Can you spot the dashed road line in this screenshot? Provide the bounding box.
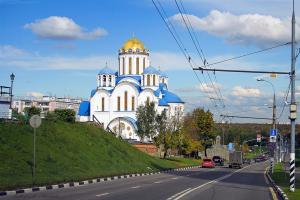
[96,192,109,197]
[131,186,141,189]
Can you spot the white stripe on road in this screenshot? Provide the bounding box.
[168,163,262,200]
[166,188,192,200]
[96,192,109,197]
[154,181,163,184]
[131,186,141,189]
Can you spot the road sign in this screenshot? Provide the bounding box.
[270,136,277,143]
[30,115,41,128]
[257,134,261,142]
[270,129,277,136]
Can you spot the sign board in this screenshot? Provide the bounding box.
[270,136,276,143]
[270,129,277,136]
[30,115,42,128]
[257,134,261,143]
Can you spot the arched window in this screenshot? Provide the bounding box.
[122,58,125,75]
[129,57,132,74]
[117,96,120,111]
[147,75,150,86]
[136,57,140,74]
[132,96,135,111]
[103,75,106,87]
[162,78,165,84]
[143,58,146,69]
[147,97,150,104]
[108,75,112,87]
[124,91,128,111]
[153,75,156,86]
[101,97,105,111]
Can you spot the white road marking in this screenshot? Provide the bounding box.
[96,192,109,197]
[168,162,263,200]
[166,188,192,200]
[154,181,163,184]
[131,186,141,189]
[171,177,179,180]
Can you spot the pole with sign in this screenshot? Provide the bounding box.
[29,115,41,184]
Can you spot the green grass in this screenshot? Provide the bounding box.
[271,163,300,200]
[0,121,199,191]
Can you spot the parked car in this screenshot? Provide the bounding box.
[202,158,215,168]
[254,155,268,162]
[229,151,243,168]
[212,156,224,166]
[243,158,251,164]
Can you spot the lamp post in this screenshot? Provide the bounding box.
[9,73,15,109]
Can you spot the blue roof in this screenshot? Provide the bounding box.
[158,98,169,106]
[159,70,168,78]
[78,101,90,116]
[90,89,96,98]
[98,67,117,75]
[162,90,184,103]
[143,66,160,75]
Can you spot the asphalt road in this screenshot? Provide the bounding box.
[1,161,273,200]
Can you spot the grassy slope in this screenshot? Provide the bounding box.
[0,121,199,190]
[271,163,300,200]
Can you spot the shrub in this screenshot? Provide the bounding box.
[53,109,76,123]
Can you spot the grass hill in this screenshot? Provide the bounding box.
[0,121,199,191]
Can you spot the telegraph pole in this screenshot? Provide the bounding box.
[289,0,296,192]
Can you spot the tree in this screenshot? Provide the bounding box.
[136,101,156,141]
[53,109,76,123]
[154,109,168,157]
[192,108,215,157]
[23,107,41,120]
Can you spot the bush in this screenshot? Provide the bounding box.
[23,107,41,119]
[53,109,76,123]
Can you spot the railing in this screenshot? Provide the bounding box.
[92,115,104,128]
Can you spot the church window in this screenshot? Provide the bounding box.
[143,58,146,69]
[128,48,132,53]
[147,75,150,86]
[136,57,140,74]
[162,78,165,84]
[124,91,128,111]
[117,96,120,111]
[108,75,112,87]
[132,96,135,111]
[147,97,150,104]
[136,48,140,53]
[103,75,106,87]
[122,58,125,74]
[101,97,105,111]
[153,75,156,86]
[129,57,132,74]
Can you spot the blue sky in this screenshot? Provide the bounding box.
[0,0,299,124]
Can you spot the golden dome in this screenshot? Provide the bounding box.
[122,37,145,52]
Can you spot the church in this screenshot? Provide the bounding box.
[78,37,184,142]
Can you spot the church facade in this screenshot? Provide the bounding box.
[78,37,184,141]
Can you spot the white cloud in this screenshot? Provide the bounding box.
[197,82,222,93]
[169,10,300,46]
[26,91,44,98]
[24,16,107,40]
[232,86,261,97]
[0,45,27,58]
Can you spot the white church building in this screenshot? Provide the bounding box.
[78,37,184,141]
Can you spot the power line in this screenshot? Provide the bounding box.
[198,42,291,68]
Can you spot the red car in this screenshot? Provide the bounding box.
[202,158,215,168]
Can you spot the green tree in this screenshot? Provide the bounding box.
[154,110,169,158]
[53,109,76,123]
[136,101,156,141]
[192,108,215,157]
[23,106,41,120]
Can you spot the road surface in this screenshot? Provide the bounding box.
[1,161,274,200]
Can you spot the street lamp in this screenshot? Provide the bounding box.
[9,73,15,109]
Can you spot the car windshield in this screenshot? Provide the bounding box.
[213,156,220,159]
[203,159,211,162]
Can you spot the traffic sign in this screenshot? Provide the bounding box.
[30,115,42,128]
[270,129,277,136]
[270,136,277,143]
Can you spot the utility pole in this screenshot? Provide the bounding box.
[289,0,297,192]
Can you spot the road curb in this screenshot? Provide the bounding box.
[0,165,199,197]
[265,167,289,200]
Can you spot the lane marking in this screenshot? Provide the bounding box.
[166,188,192,200]
[96,192,109,197]
[171,177,179,180]
[169,163,263,200]
[131,186,141,189]
[154,181,163,184]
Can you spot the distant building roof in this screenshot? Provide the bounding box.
[143,66,160,75]
[78,101,90,116]
[98,67,117,75]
